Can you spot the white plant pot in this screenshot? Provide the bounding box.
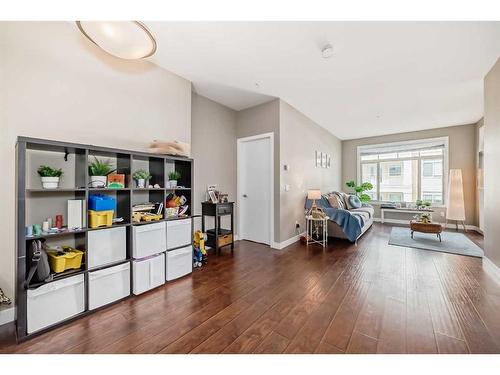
[41,176,60,189]
[136,179,146,188]
[169,180,177,188]
[90,176,107,188]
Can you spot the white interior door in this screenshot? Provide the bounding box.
[238,135,272,245]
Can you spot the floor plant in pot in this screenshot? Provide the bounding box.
[345,180,374,203]
[168,170,181,188]
[133,169,152,188]
[37,165,63,189]
[88,157,115,188]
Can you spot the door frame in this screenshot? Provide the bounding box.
[237,132,274,247]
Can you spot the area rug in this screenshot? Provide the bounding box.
[388,226,484,258]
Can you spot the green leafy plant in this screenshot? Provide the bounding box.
[37,165,63,177]
[133,169,152,180]
[345,180,374,203]
[88,157,115,176]
[168,170,181,181]
[415,199,432,210]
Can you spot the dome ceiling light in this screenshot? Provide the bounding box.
[76,21,157,60]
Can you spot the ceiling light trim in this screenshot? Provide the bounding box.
[76,21,157,60]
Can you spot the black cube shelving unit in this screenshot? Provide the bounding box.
[16,137,193,342]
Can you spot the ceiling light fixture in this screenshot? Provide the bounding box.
[321,44,334,59]
[76,21,157,60]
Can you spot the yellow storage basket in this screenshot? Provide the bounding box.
[88,209,114,228]
[47,248,84,273]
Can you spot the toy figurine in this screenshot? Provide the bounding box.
[193,230,208,267]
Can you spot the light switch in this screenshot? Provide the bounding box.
[284,184,290,192]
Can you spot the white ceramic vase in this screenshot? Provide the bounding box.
[136,178,146,188]
[40,176,60,189]
[90,175,107,188]
[169,180,177,188]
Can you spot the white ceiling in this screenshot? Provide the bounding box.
[146,22,500,140]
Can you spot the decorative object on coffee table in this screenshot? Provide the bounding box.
[410,220,443,242]
[446,169,466,231]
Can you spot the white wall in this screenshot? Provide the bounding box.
[484,58,500,268]
[279,100,342,242]
[0,22,192,300]
[191,93,237,233]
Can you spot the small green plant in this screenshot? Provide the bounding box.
[414,212,432,223]
[133,169,152,180]
[168,170,181,181]
[37,165,63,177]
[88,157,115,176]
[415,199,432,209]
[345,180,374,203]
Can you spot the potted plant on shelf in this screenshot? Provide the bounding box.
[168,170,181,188]
[88,157,115,188]
[37,165,63,189]
[132,169,152,188]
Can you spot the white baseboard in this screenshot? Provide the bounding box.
[373,218,482,233]
[271,232,305,250]
[0,305,15,325]
[483,256,500,284]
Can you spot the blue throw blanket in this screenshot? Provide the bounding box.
[305,196,367,242]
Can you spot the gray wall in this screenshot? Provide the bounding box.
[0,22,192,300]
[279,100,342,242]
[236,100,281,243]
[191,93,237,233]
[484,58,500,267]
[342,124,478,226]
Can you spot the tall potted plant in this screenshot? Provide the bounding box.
[88,157,115,188]
[168,170,181,188]
[38,165,63,189]
[345,180,374,203]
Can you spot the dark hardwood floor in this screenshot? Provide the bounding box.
[2,223,499,354]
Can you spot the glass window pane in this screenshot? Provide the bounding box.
[361,163,378,200]
[360,154,378,161]
[379,152,398,160]
[420,149,443,157]
[380,160,418,202]
[421,159,443,204]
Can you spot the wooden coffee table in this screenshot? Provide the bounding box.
[410,220,443,242]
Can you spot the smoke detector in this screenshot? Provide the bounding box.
[321,44,334,58]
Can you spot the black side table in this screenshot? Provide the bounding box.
[201,202,234,255]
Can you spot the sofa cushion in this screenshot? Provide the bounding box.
[350,205,375,219]
[326,193,344,209]
[347,195,362,209]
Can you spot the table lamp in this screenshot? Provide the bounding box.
[446,169,466,231]
[307,189,321,215]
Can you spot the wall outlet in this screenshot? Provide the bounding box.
[284,184,290,191]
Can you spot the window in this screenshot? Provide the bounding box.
[388,164,402,177]
[358,138,447,204]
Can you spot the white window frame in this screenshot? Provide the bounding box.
[356,137,449,207]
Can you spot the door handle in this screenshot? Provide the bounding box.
[243,194,248,198]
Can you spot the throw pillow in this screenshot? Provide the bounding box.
[348,195,362,209]
[326,193,343,209]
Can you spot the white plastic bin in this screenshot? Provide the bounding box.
[88,263,130,310]
[88,227,126,268]
[132,222,166,259]
[27,274,84,334]
[166,246,192,281]
[167,218,192,250]
[132,253,165,295]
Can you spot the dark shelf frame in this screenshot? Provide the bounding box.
[16,136,194,342]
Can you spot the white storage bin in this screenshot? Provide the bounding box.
[132,253,165,295]
[88,226,126,268]
[167,218,192,250]
[89,263,130,310]
[166,245,193,281]
[132,222,166,259]
[27,274,84,334]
